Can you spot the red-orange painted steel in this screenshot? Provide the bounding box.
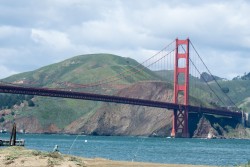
[171,38,190,138]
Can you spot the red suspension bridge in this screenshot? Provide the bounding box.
[0,38,245,138]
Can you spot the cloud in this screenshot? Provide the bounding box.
[31,29,72,51]
[0,26,22,38]
[201,49,250,79]
[0,65,18,79]
[0,0,250,79]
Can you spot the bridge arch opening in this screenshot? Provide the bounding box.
[177,73,185,86]
[178,58,186,68]
[177,44,188,54]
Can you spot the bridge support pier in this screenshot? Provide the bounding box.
[171,108,189,138]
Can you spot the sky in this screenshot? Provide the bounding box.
[0,0,250,79]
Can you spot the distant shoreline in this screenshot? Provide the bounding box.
[1,132,250,140]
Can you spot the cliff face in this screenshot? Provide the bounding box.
[4,116,61,133]
[4,116,42,133]
[79,104,172,136]
[192,116,219,138]
[65,81,174,136]
[192,115,250,139]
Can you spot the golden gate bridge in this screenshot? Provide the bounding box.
[0,38,245,138]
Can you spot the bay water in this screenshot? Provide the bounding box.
[1,133,250,166]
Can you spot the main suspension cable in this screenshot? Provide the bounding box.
[190,40,238,108]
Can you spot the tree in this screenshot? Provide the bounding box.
[221,87,229,94]
[28,100,35,107]
[0,117,5,123]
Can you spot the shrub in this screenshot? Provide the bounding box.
[0,117,5,123]
[28,100,35,107]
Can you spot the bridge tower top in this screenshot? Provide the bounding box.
[173,38,189,105]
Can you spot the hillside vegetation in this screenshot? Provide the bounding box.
[3,54,158,86]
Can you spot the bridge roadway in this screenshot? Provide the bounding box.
[0,84,242,118]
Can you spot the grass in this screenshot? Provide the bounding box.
[30,97,101,129]
[4,154,18,165]
[1,146,87,167]
[69,156,86,167]
[3,53,157,86]
[0,146,221,167]
[0,147,27,165]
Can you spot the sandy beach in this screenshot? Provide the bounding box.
[0,146,217,167]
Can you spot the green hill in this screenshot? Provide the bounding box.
[209,80,250,109]
[0,54,161,132]
[4,54,159,86]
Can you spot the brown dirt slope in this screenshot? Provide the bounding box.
[70,81,174,136]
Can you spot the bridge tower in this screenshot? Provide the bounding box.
[171,38,190,138]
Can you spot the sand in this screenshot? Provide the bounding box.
[0,146,216,167]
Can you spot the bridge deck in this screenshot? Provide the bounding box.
[0,84,242,118]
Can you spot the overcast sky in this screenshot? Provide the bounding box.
[0,0,250,79]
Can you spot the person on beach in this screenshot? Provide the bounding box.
[53,145,60,153]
